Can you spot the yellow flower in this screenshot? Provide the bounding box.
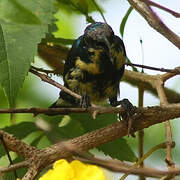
[39,159,106,180]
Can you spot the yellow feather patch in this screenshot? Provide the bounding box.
[89,48,103,63]
[75,48,103,75]
[56,98,73,107]
[66,79,79,91]
[76,58,100,74]
[70,68,83,78]
[110,46,126,69]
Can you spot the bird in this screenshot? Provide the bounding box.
[50,22,134,114]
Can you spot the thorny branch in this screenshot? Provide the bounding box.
[0,104,180,179]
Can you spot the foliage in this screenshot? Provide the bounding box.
[0,0,55,107]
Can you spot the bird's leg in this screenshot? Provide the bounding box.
[80,93,91,108]
[110,97,136,137]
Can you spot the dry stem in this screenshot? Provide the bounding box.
[142,0,180,18]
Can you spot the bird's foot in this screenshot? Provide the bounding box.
[111,98,136,137]
[119,99,136,137]
[80,94,91,108]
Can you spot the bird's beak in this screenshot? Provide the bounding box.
[103,37,113,63]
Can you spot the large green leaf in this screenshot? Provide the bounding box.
[0,0,54,106]
[41,115,84,143]
[69,113,137,162]
[0,0,41,24]
[3,121,37,137]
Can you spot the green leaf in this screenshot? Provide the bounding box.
[69,113,136,162]
[30,133,44,147]
[4,156,27,180]
[43,115,84,142]
[120,6,133,38]
[0,0,54,106]
[70,113,118,130]
[56,0,97,23]
[78,0,88,13]
[57,0,103,14]
[0,0,41,24]
[2,122,38,139]
[99,139,137,162]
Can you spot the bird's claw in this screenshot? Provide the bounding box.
[118,99,137,137]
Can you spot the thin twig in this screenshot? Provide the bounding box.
[0,135,18,179]
[120,142,175,179]
[127,0,180,48]
[30,69,81,100]
[138,86,145,180]
[31,66,58,75]
[155,77,175,169]
[75,155,180,178]
[142,0,180,18]
[125,63,180,74]
[0,161,28,173]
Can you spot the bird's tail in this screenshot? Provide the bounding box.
[46,92,79,115]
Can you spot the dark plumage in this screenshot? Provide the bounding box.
[51,22,129,108]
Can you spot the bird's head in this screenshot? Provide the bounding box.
[84,22,114,49]
[84,22,114,62]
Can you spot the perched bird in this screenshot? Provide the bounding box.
[50,22,134,112]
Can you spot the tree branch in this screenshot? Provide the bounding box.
[123,70,180,103]
[127,0,180,49]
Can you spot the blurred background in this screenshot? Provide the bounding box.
[0,0,179,179]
